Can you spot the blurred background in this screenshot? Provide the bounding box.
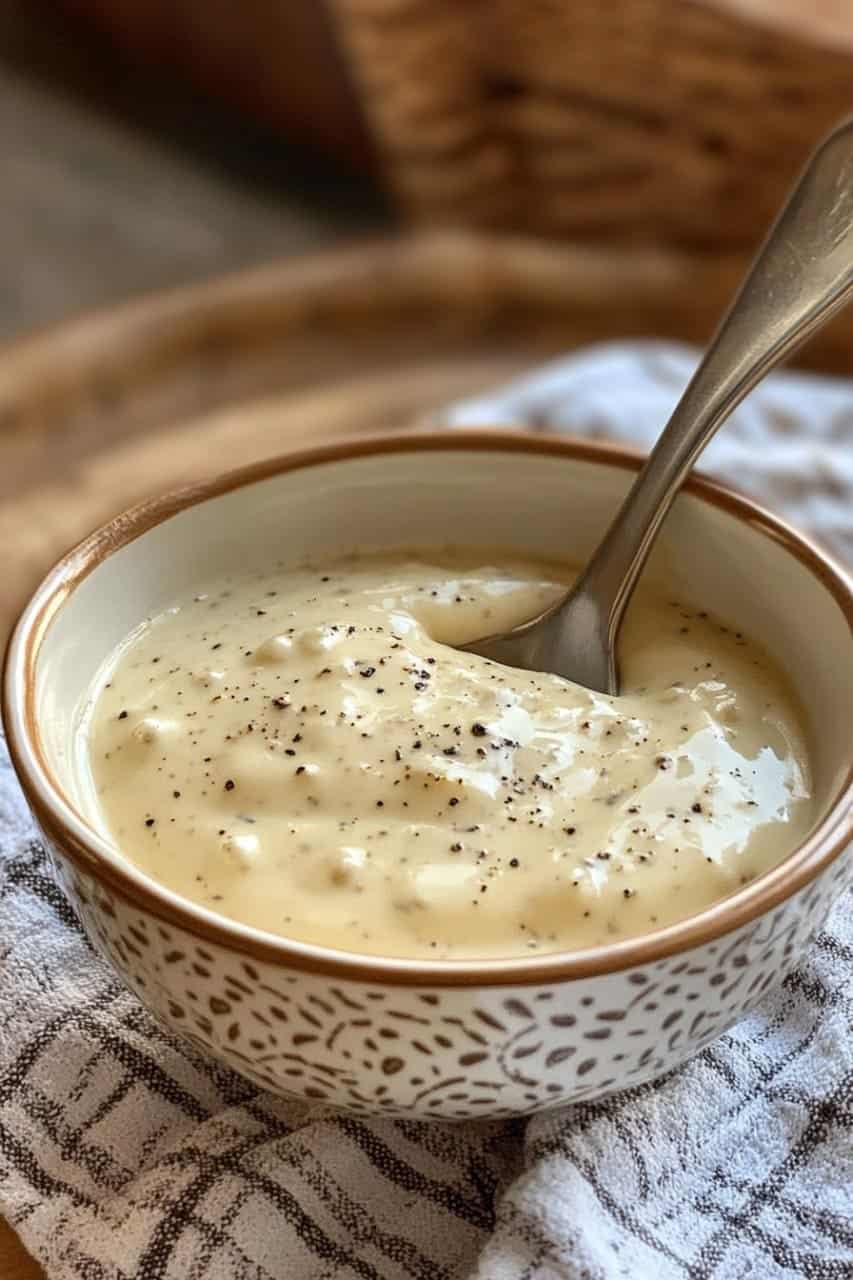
[0,0,389,336]
[3,0,852,334]
[1,0,852,635]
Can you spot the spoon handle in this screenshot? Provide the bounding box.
[572,115,853,671]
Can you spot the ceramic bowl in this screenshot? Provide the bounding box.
[5,431,852,1119]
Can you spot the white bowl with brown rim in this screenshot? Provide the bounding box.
[4,430,852,1119]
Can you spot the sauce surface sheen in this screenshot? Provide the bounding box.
[89,554,813,958]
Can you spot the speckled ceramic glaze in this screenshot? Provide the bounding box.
[43,848,852,1118]
[5,433,852,1118]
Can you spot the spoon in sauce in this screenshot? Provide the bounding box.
[462,115,853,695]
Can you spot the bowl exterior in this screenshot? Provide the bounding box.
[40,823,852,1119]
[8,432,851,1117]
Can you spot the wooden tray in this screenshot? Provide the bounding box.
[0,227,761,649]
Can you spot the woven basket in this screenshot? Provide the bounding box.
[331,0,853,252]
[58,0,853,252]
[49,0,853,366]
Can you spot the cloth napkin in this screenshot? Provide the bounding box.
[1,341,851,1280]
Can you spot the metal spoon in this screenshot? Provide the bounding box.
[462,116,853,695]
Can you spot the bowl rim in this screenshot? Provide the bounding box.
[4,428,852,987]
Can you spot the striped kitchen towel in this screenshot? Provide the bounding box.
[1,341,851,1279]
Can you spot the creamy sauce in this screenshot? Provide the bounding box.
[88,555,813,959]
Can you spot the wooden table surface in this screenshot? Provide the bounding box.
[0,5,385,1275]
[0,1223,40,1278]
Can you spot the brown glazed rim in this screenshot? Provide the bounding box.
[4,429,853,987]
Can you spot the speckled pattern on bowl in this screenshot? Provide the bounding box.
[5,431,852,1118]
